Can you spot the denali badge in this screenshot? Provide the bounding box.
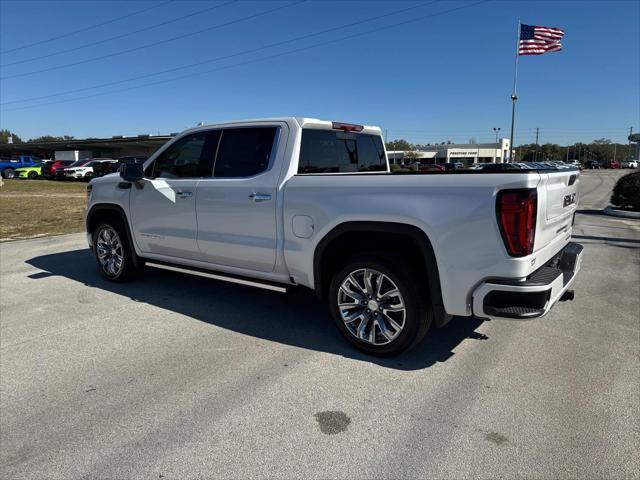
[563,193,576,207]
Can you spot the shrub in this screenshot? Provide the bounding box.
[610,172,640,211]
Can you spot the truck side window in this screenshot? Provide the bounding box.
[298,129,387,174]
[213,127,277,178]
[146,131,219,178]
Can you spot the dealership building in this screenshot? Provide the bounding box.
[388,138,511,165]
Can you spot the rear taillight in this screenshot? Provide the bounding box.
[496,188,537,257]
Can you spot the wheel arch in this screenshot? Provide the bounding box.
[313,221,450,327]
[86,203,142,268]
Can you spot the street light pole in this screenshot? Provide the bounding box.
[493,127,501,163]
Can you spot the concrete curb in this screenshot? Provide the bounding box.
[603,206,640,219]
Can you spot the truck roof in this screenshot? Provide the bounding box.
[181,117,383,136]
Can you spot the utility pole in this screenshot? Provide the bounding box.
[566,146,569,161]
[629,126,634,161]
[534,127,540,162]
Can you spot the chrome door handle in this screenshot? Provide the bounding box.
[249,192,271,202]
[176,190,193,198]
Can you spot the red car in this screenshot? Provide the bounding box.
[42,160,73,178]
[604,160,621,169]
[419,163,446,171]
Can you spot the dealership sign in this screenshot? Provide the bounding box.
[448,149,479,157]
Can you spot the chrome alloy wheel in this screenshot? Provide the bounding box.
[96,227,124,277]
[337,268,406,345]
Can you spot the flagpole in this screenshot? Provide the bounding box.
[508,20,521,163]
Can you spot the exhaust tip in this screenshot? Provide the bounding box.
[560,290,575,302]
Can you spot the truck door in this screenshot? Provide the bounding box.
[130,130,218,259]
[196,124,287,273]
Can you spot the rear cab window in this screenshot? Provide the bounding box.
[298,129,387,174]
[214,127,278,178]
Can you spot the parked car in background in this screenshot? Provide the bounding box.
[547,161,572,169]
[14,164,43,179]
[584,160,600,169]
[480,163,522,171]
[621,160,638,168]
[512,162,534,169]
[65,158,115,180]
[443,162,463,171]
[0,155,41,178]
[58,159,92,180]
[42,160,74,179]
[567,159,583,169]
[603,160,621,169]
[419,163,445,171]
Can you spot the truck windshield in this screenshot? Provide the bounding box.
[298,129,386,174]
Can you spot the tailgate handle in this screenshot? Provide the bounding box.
[568,174,576,186]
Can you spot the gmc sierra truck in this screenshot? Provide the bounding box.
[85,117,583,355]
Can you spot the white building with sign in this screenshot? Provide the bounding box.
[389,139,511,166]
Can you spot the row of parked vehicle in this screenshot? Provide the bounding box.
[0,155,147,180]
[404,158,639,172]
[581,159,639,169]
[404,159,583,172]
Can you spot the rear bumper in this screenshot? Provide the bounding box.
[472,242,583,320]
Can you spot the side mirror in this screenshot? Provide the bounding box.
[119,162,144,182]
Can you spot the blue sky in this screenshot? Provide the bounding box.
[0,0,638,145]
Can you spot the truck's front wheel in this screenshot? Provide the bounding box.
[92,221,142,282]
[328,255,432,356]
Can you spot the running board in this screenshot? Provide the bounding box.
[145,261,290,293]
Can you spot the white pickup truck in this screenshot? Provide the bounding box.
[85,117,583,355]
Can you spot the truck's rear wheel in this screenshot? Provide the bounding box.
[328,254,432,356]
[2,168,15,179]
[92,220,142,282]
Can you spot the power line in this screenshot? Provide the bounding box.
[0,1,305,80]
[1,1,437,105]
[0,0,174,54]
[1,0,489,113]
[1,1,238,67]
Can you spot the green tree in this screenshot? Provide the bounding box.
[27,135,75,143]
[386,139,413,151]
[0,129,22,144]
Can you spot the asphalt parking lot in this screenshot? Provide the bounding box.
[1,169,638,479]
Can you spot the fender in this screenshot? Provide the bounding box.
[313,221,450,327]
[86,203,142,268]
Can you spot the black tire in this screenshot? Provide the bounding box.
[327,254,433,356]
[92,219,143,282]
[84,172,93,180]
[27,171,37,179]
[2,168,15,179]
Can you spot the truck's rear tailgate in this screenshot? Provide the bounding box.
[535,169,580,253]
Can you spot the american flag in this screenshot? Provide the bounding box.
[518,24,564,56]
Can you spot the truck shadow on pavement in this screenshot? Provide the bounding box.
[27,249,488,371]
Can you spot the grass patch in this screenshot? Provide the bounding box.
[0,179,88,241]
